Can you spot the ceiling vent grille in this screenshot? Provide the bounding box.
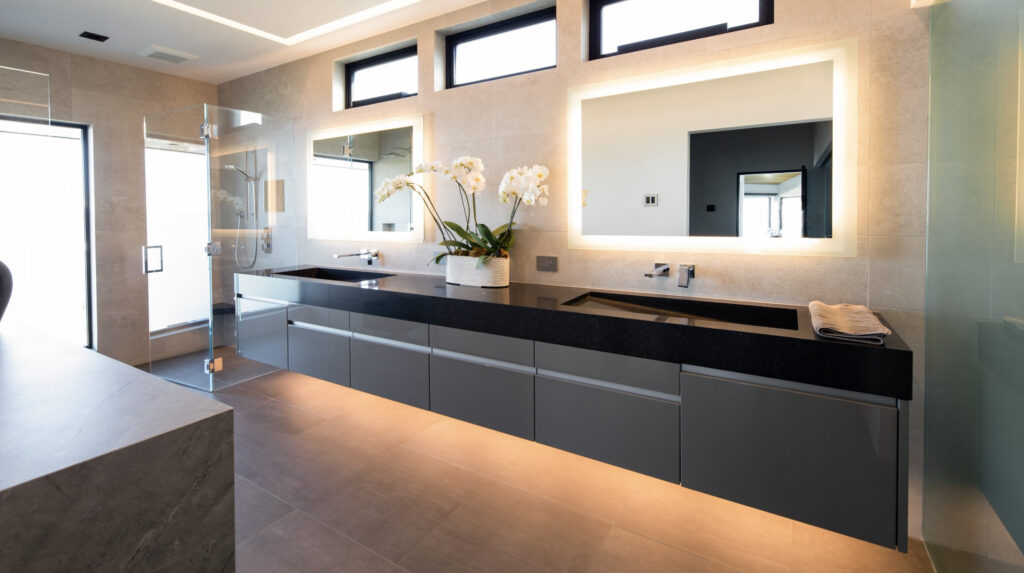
[139,45,198,64]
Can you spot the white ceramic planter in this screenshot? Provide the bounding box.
[445,255,510,288]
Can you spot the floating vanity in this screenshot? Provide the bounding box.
[236,266,913,551]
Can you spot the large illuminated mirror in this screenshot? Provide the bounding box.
[307,116,423,242]
[568,41,858,256]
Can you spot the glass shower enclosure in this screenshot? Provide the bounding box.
[143,104,295,391]
[925,1,1024,570]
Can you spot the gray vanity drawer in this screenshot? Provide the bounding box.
[288,305,349,330]
[350,313,428,346]
[535,342,679,395]
[350,338,429,408]
[430,355,534,439]
[681,372,898,547]
[237,297,288,369]
[536,375,680,483]
[287,324,350,386]
[429,325,533,366]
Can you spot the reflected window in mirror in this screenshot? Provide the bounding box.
[308,126,416,240]
[589,0,773,60]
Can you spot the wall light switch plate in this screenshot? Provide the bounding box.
[537,256,558,272]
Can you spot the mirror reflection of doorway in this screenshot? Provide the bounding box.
[738,170,805,238]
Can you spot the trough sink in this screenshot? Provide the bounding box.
[562,291,798,330]
[274,267,394,283]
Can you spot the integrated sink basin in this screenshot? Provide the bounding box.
[274,267,394,283]
[563,291,799,330]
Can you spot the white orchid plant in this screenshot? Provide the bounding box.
[374,156,550,265]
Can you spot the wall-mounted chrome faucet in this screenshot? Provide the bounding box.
[678,264,696,288]
[644,263,670,278]
[333,248,380,266]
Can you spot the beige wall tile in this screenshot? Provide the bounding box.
[868,236,927,310]
[869,163,928,237]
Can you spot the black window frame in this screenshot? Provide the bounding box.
[445,6,557,89]
[0,114,93,348]
[344,44,418,109]
[588,0,774,60]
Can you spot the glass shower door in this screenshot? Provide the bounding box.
[924,1,1024,570]
[143,104,215,390]
[143,103,295,391]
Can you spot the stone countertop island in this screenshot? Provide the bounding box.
[0,326,234,571]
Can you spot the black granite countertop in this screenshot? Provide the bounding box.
[236,265,913,400]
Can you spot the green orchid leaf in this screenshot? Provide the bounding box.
[431,252,448,265]
[476,223,499,249]
[438,240,468,249]
[493,222,514,235]
[444,221,486,248]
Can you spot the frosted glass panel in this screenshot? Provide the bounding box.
[925,2,1024,570]
[145,148,210,331]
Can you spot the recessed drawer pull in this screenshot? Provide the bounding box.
[287,320,352,338]
[431,348,536,376]
[536,368,682,404]
[351,332,431,354]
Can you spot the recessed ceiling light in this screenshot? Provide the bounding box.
[79,31,109,42]
[149,0,424,46]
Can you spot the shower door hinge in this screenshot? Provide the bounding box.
[204,357,223,373]
[204,241,221,256]
[199,123,215,139]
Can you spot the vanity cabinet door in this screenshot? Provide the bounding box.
[287,325,350,386]
[429,356,534,440]
[349,338,429,409]
[429,325,535,439]
[236,297,288,369]
[534,342,682,483]
[535,375,680,483]
[680,372,898,548]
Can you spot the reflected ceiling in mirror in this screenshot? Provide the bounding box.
[307,116,423,243]
[568,41,858,256]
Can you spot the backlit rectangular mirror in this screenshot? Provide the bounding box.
[307,116,423,242]
[568,41,857,256]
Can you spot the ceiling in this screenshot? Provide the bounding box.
[0,0,485,84]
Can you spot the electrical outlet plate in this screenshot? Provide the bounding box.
[537,256,558,272]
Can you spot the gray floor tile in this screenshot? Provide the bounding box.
[235,475,293,544]
[236,510,398,573]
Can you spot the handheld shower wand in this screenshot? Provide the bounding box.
[226,152,261,269]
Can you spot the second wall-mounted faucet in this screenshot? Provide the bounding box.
[643,262,697,288]
[678,264,696,288]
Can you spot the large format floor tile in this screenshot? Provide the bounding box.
[217,370,935,572]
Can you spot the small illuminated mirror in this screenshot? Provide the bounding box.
[308,123,421,242]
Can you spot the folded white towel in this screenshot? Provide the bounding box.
[808,301,892,345]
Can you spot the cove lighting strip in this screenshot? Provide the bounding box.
[151,0,423,46]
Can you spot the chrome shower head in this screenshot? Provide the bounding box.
[224,164,252,179]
